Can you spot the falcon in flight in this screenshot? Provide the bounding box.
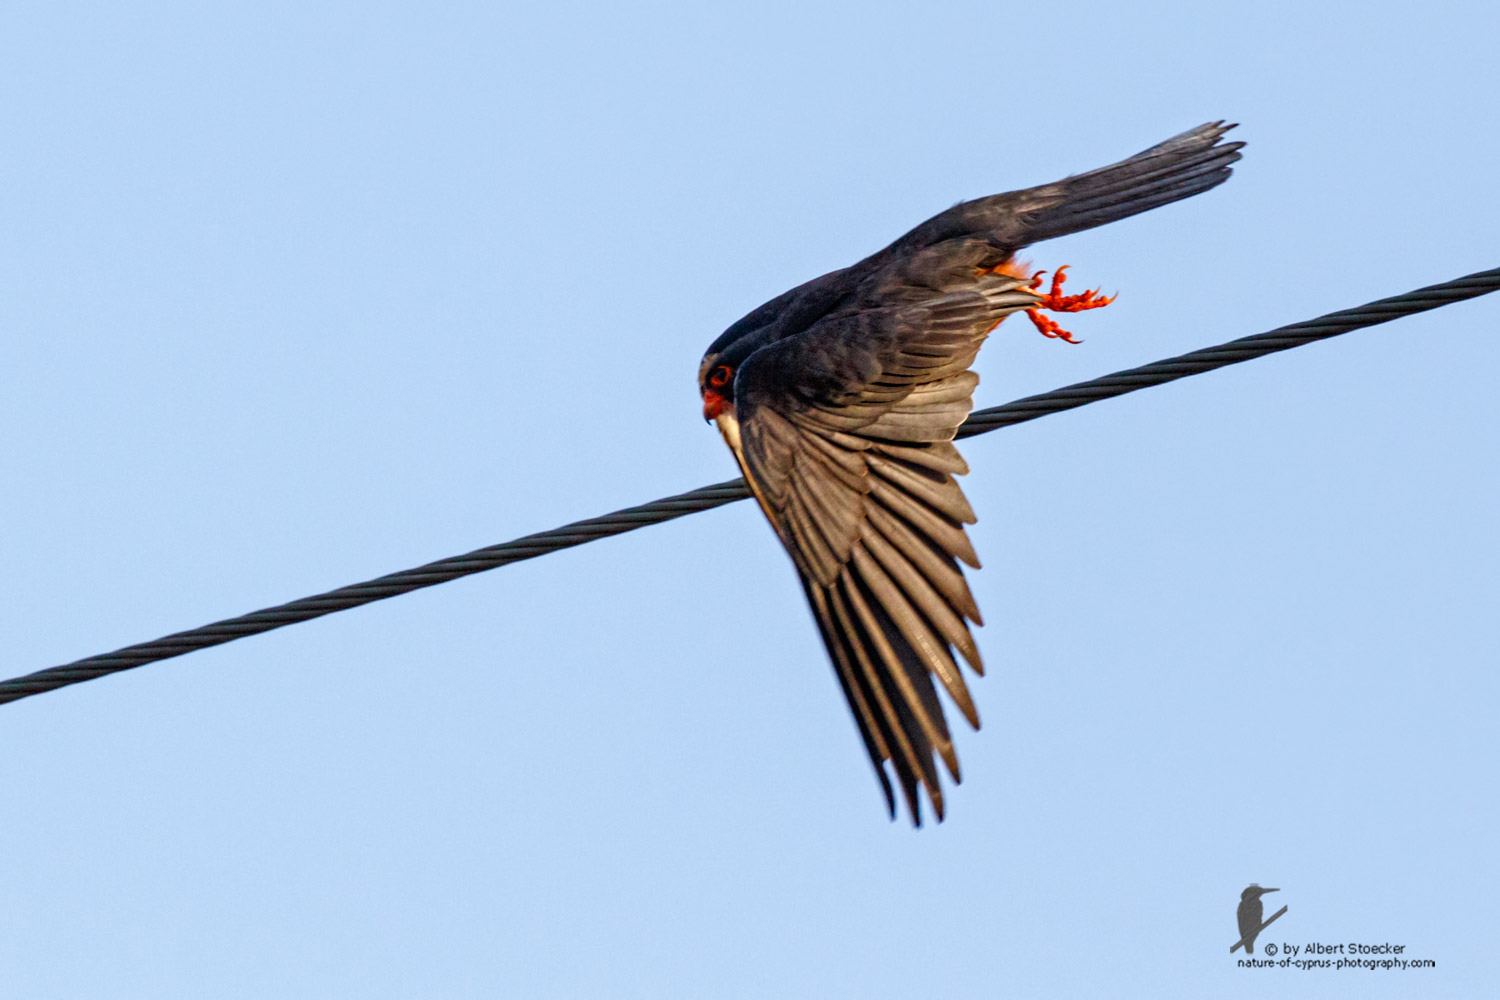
[698,123,1243,824]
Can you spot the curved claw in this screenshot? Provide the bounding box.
[1026,309,1082,344]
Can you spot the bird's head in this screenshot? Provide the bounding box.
[697,327,767,423]
[1241,885,1279,901]
[697,352,736,422]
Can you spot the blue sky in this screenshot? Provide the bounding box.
[3,2,1497,996]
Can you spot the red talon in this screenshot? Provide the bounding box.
[1023,265,1116,344]
[1026,309,1082,343]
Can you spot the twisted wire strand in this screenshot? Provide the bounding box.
[4,267,1497,706]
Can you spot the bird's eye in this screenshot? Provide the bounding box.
[707,365,733,389]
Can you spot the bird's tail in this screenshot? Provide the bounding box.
[1012,121,1244,244]
[892,122,1243,254]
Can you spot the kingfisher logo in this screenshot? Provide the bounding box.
[1229,884,1435,971]
[1231,884,1287,953]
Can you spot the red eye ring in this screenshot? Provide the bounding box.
[707,364,733,389]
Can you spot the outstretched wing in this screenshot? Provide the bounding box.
[728,274,1040,824]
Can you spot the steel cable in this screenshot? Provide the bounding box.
[3,266,1497,706]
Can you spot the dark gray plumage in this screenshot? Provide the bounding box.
[698,123,1243,824]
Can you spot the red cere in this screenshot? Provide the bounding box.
[702,389,727,421]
